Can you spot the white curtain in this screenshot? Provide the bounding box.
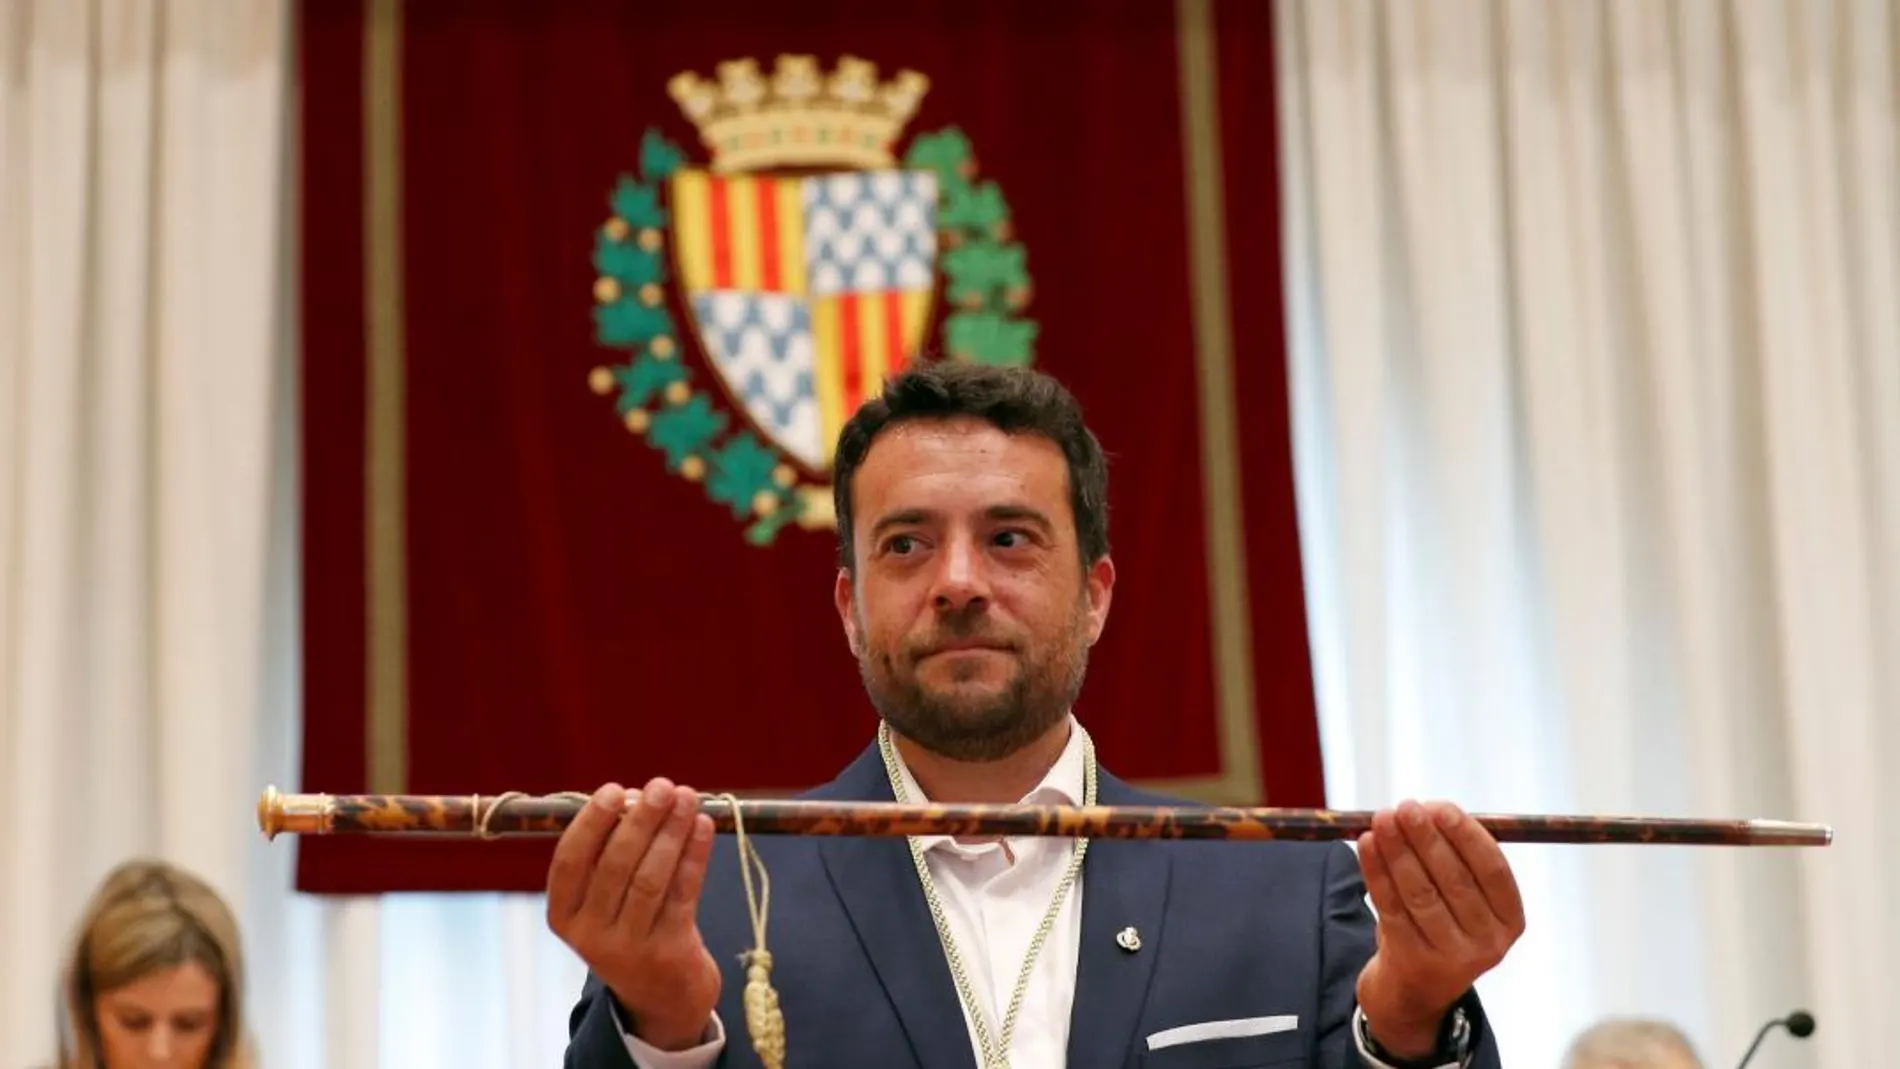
[0,0,293,1063]
[0,4,588,1068]
[1277,1,1900,1067]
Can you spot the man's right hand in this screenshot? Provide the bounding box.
[547,778,721,1051]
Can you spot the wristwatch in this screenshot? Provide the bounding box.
[1357,1003,1472,1068]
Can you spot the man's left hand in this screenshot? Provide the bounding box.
[1354,800,1525,1060]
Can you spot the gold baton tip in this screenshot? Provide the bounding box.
[258,786,280,840]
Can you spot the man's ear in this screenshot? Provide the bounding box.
[1084,555,1116,645]
[834,568,863,657]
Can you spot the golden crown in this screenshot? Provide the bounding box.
[668,54,930,173]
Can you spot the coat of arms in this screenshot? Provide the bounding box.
[588,55,1039,545]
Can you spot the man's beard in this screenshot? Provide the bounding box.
[857,600,1091,762]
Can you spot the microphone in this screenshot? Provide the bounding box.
[1736,1010,1815,1069]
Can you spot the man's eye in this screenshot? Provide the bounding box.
[993,529,1027,548]
[885,535,916,555]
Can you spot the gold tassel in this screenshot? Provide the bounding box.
[741,949,786,1069]
[720,794,785,1069]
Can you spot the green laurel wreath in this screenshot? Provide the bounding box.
[589,125,1037,546]
[903,127,1038,365]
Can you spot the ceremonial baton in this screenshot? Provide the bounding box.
[257,788,1833,847]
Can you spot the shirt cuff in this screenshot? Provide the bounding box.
[1352,1006,1469,1069]
[610,999,725,1069]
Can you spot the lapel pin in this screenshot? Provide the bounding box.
[1115,926,1142,953]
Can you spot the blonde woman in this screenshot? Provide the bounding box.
[1563,1017,1703,1069]
[55,859,252,1069]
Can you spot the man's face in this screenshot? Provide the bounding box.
[834,417,1114,761]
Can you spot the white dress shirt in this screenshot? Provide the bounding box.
[615,717,1464,1068]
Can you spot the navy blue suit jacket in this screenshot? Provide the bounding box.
[565,745,1503,1069]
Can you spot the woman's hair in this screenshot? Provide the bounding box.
[57,858,252,1069]
[1563,1017,1703,1069]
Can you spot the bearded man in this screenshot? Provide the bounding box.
[550,363,1524,1069]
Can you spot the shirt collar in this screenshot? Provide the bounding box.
[889,714,1086,855]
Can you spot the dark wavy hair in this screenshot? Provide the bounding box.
[831,362,1110,572]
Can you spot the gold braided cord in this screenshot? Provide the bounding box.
[472,791,591,838]
[878,720,1097,1069]
[473,791,786,1066]
[720,792,787,1069]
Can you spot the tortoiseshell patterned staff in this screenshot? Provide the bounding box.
[256,787,1833,846]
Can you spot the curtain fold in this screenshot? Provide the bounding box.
[0,1,290,1065]
[1278,1,1900,1066]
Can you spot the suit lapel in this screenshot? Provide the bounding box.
[1066,774,1173,1069]
[816,747,978,1069]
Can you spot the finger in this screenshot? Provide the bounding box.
[547,784,626,926]
[620,785,701,936]
[579,778,676,928]
[1372,806,1462,949]
[1434,803,1526,932]
[1398,801,1493,937]
[1358,828,1429,950]
[656,811,716,933]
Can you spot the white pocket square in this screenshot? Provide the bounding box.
[1145,1015,1299,1050]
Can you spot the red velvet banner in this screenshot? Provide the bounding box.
[298,0,1319,893]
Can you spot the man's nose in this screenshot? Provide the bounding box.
[930,537,992,609]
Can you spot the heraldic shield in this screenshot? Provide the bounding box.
[589,53,1037,542]
[670,167,939,473]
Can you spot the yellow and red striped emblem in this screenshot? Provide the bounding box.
[670,168,938,471]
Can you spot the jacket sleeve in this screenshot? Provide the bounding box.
[1314,841,1504,1069]
[564,971,727,1069]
